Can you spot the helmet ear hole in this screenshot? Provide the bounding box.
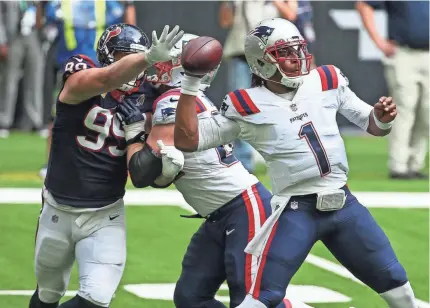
[257,60,265,67]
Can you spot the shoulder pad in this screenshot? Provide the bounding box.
[222,89,261,117]
[315,65,348,91]
[62,54,97,83]
[152,89,181,125]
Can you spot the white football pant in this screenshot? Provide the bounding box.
[34,200,126,307]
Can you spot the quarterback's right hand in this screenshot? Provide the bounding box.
[116,99,146,143]
[145,25,184,65]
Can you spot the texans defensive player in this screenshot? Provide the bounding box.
[116,33,310,308]
[29,24,184,308]
[174,18,418,308]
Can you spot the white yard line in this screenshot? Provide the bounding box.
[0,188,428,208]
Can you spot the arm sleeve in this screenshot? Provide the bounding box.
[336,68,373,130]
[197,114,241,151]
[128,145,162,188]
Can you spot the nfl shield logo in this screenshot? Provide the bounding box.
[290,201,299,210]
[290,104,298,112]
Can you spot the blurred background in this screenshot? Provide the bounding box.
[0,1,428,308]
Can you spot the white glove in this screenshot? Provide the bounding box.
[145,25,185,65]
[157,140,184,178]
[123,121,145,143]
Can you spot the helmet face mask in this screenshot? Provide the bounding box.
[146,33,219,92]
[245,18,313,89]
[265,39,312,78]
[96,23,150,92]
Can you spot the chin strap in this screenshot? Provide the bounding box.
[280,75,303,88]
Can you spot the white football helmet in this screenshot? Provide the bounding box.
[245,18,312,88]
[146,33,219,91]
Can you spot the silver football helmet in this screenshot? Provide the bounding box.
[146,33,219,91]
[245,18,312,88]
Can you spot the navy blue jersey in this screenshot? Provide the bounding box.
[45,54,154,208]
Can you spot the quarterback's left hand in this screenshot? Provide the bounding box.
[116,99,146,142]
[157,140,184,178]
[373,96,397,123]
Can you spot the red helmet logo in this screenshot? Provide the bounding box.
[101,27,122,48]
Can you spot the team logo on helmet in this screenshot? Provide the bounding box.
[100,26,122,49]
[249,26,274,45]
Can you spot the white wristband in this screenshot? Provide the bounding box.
[372,110,393,130]
[181,75,202,96]
[123,122,145,142]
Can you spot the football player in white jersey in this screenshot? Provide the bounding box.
[116,33,308,308]
[173,19,418,308]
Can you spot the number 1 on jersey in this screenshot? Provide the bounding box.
[299,122,331,176]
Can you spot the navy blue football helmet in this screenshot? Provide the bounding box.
[97,23,150,91]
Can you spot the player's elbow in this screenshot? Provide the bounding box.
[174,128,198,152]
[174,135,198,152]
[129,173,150,188]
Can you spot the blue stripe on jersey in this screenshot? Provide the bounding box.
[233,90,254,115]
[321,65,334,90]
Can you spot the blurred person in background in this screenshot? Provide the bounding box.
[37,0,136,179]
[218,0,316,174]
[0,1,44,138]
[357,1,429,180]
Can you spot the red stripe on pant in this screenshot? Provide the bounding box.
[252,221,279,298]
[243,189,256,292]
[252,185,267,226]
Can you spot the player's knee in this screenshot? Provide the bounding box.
[78,288,113,308]
[174,280,196,308]
[37,288,64,305]
[236,295,268,308]
[29,290,59,308]
[380,281,417,308]
[173,280,205,308]
[373,260,408,293]
[58,295,105,308]
[78,264,123,307]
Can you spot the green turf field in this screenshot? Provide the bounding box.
[0,132,428,307]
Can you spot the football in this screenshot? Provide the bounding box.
[181,36,223,75]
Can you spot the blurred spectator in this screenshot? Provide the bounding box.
[0,1,44,138]
[38,0,136,179]
[218,0,316,173]
[357,1,429,179]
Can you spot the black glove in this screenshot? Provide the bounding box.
[116,99,146,126]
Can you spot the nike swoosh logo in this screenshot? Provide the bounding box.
[170,97,179,103]
[226,229,235,235]
[109,214,120,221]
[74,57,84,62]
